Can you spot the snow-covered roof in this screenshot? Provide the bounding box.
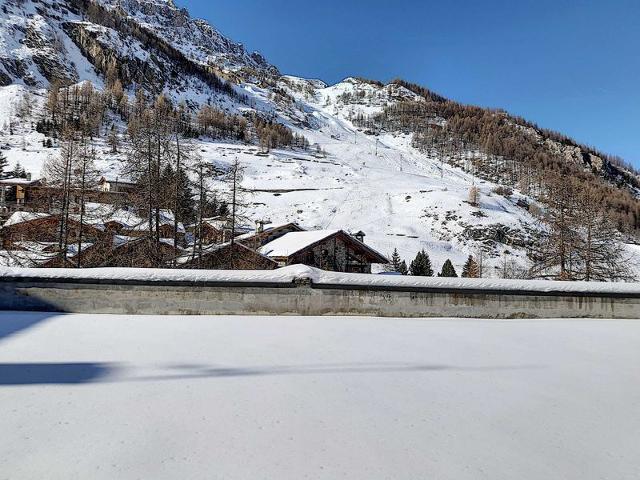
[11,241,93,256]
[99,176,136,185]
[258,230,341,257]
[2,211,106,231]
[2,212,50,228]
[84,203,145,229]
[174,240,275,266]
[175,241,231,265]
[202,217,229,230]
[0,177,39,185]
[258,229,388,263]
[113,236,180,249]
[128,210,186,234]
[236,222,305,241]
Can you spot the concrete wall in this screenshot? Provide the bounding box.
[1,277,639,318]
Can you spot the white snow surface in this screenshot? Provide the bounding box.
[258,229,341,257]
[1,312,639,479]
[1,264,640,294]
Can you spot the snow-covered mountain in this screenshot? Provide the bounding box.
[1,0,639,275]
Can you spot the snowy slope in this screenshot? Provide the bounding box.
[0,0,638,276]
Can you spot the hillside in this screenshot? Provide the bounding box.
[0,0,639,277]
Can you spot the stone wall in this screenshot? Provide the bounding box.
[1,277,638,319]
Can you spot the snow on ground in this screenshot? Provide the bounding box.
[1,312,639,479]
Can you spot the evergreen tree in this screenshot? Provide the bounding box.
[390,248,403,272]
[0,150,8,179]
[173,165,195,225]
[398,260,409,276]
[439,259,458,278]
[410,249,434,276]
[11,161,27,179]
[461,256,480,278]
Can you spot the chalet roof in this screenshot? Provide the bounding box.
[174,240,274,266]
[236,222,305,242]
[258,230,388,263]
[113,236,181,250]
[258,229,388,263]
[0,242,93,267]
[202,217,229,230]
[2,212,50,228]
[99,176,136,185]
[84,203,146,229]
[259,230,340,257]
[12,241,94,256]
[127,210,186,234]
[2,211,108,231]
[0,178,40,186]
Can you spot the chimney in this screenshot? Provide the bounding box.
[354,231,366,243]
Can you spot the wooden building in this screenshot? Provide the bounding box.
[1,212,106,250]
[187,217,232,245]
[98,177,138,194]
[258,230,388,273]
[238,222,306,250]
[177,242,277,270]
[0,178,43,219]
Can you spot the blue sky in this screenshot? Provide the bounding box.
[180,0,640,166]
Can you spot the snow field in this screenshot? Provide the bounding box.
[0,312,639,479]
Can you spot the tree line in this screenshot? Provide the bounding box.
[388,248,480,279]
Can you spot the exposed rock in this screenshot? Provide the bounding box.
[463,223,531,249]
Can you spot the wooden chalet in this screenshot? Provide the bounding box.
[1,212,106,250]
[0,178,43,219]
[238,222,306,250]
[98,177,138,194]
[122,210,186,244]
[96,236,182,268]
[258,229,388,273]
[177,241,277,270]
[187,217,232,245]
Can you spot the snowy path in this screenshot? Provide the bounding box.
[1,312,640,479]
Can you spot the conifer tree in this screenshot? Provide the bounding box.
[12,161,27,179]
[398,260,409,276]
[439,259,458,278]
[390,248,403,272]
[410,249,434,276]
[461,255,480,278]
[0,150,8,179]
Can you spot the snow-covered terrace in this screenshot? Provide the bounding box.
[0,312,639,479]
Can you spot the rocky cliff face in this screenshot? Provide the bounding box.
[0,0,276,91]
[95,0,278,75]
